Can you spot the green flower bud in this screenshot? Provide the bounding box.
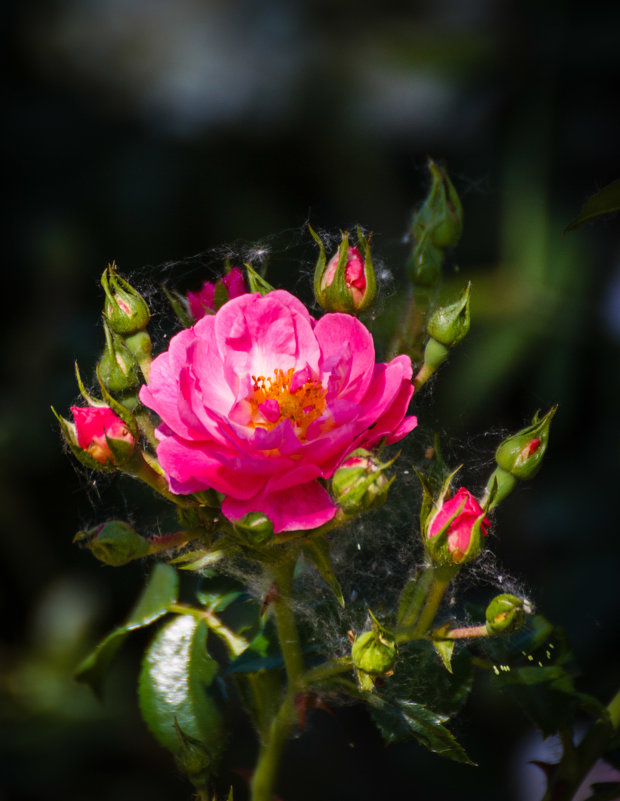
[101,263,150,335]
[312,227,377,313]
[77,520,150,566]
[485,406,557,508]
[351,621,396,690]
[410,159,463,251]
[234,512,275,546]
[427,283,471,348]
[495,406,557,480]
[97,319,141,394]
[485,593,526,635]
[331,449,394,513]
[406,233,444,287]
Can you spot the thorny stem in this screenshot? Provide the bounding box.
[250,549,305,801]
[432,623,489,640]
[541,687,620,801]
[146,529,194,556]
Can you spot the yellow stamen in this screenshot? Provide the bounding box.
[250,368,326,439]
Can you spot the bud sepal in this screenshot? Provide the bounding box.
[485,593,527,635]
[331,449,396,514]
[351,612,397,690]
[76,520,150,566]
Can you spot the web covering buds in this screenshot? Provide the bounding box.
[312,226,377,313]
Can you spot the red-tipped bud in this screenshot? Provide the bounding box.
[70,406,135,466]
[331,449,394,513]
[187,267,247,320]
[426,487,490,565]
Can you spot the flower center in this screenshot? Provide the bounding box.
[250,368,327,439]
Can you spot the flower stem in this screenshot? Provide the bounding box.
[250,548,305,801]
[540,687,620,801]
[396,565,457,643]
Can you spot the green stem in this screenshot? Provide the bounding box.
[541,687,620,801]
[396,566,457,643]
[250,549,305,801]
[124,452,196,508]
[432,623,489,640]
[167,603,248,657]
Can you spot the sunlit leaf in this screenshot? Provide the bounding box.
[138,615,224,785]
[75,564,178,695]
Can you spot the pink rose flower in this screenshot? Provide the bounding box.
[71,406,135,466]
[187,267,247,321]
[428,487,490,562]
[139,290,416,533]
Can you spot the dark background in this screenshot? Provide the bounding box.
[3,1,620,800]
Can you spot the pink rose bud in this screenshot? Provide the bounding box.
[187,267,247,320]
[101,263,151,335]
[427,487,490,564]
[71,406,135,466]
[312,228,377,314]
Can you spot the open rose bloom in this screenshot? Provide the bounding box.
[140,290,416,532]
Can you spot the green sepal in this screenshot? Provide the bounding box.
[301,535,345,608]
[410,159,463,251]
[310,223,327,301]
[565,178,620,232]
[427,282,471,348]
[245,263,274,296]
[369,696,474,764]
[224,622,284,675]
[101,262,150,335]
[170,535,238,571]
[94,365,140,440]
[406,231,444,287]
[432,626,455,673]
[397,567,434,629]
[75,563,178,695]
[97,319,141,394]
[138,615,224,787]
[494,406,557,482]
[234,512,275,546]
[161,283,194,327]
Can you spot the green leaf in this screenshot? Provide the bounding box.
[433,637,455,673]
[138,615,224,785]
[565,179,620,232]
[224,624,284,675]
[75,564,178,694]
[370,697,474,765]
[302,536,345,607]
[582,782,620,801]
[392,640,473,718]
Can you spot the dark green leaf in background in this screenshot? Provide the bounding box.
[565,179,620,232]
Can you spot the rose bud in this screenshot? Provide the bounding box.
[70,405,135,466]
[414,284,471,389]
[426,487,490,565]
[101,262,150,335]
[410,159,463,252]
[77,520,149,566]
[484,406,557,509]
[234,511,275,546]
[187,267,247,321]
[331,449,394,514]
[485,593,527,635]
[312,227,376,314]
[351,621,397,690]
[97,320,141,396]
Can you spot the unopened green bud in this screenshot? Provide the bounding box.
[102,263,150,335]
[485,593,526,635]
[410,159,463,251]
[406,233,444,287]
[351,625,396,687]
[77,520,149,566]
[332,449,394,513]
[427,283,471,348]
[495,406,557,480]
[234,512,274,546]
[312,227,376,313]
[98,320,140,394]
